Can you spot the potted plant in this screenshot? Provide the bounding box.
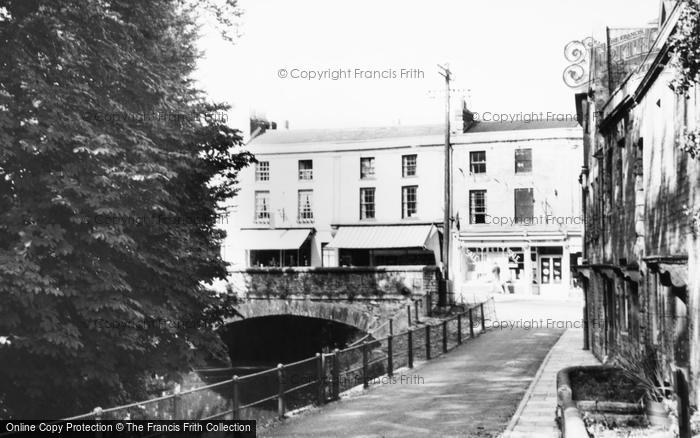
[613,348,673,427]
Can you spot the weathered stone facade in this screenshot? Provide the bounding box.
[229,265,438,301]
[225,265,440,333]
[576,4,700,409]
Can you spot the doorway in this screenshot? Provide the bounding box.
[603,276,616,356]
[540,256,563,284]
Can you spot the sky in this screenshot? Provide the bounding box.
[195,0,661,134]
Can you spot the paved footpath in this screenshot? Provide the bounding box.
[501,328,600,438]
[259,298,592,438]
[261,326,565,437]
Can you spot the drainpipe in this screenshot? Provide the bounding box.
[581,170,590,351]
[583,284,590,350]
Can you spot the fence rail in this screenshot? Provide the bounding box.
[62,297,495,422]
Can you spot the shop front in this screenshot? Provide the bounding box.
[455,229,582,298]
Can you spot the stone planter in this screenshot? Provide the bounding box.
[644,399,670,427]
[557,366,590,438]
[557,365,646,437]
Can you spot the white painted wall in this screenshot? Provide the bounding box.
[451,130,583,230]
[222,126,583,272]
[225,137,446,268]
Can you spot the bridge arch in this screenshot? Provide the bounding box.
[225,299,381,333]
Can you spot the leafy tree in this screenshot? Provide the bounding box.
[669,1,700,231]
[670,0,700,96]
[0,0,252,418]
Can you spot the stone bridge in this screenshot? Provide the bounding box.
[224,265,440,334]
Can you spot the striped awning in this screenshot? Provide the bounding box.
[326,225,438,250]
[238,229,312,250]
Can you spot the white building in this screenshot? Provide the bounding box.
[223,118,583,297]
[450,120,583,297]
[224,125,445,270]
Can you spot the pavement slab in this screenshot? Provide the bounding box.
[502,328,600,438]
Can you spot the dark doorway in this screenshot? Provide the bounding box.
[603,276,616,356]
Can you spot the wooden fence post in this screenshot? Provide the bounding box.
[442,320,448,353]
[172,386,182,420]
[93,406,104,438]
[425,325,431,360]
[457,313,462,345]
[316,353,324,406]
[277,364,285,419]
[231,376,240,419]
[387,335,393,377]
[362,341,369,389]
[332,349,340,400]
[469,307,474,338]
[408,330,414,369]
[480,303,486,332]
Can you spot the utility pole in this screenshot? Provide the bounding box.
[438,63,451,306]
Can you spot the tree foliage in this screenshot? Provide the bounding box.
[0,0,252,418]
[669,0,700,95]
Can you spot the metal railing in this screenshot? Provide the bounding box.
[62,297,495,422]
[347,295,430,348]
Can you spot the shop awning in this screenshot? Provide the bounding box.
[326,225,439,250]
[238,228,313,250]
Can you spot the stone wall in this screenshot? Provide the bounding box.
[578,41,700,408]
[228,265,439,303]
[229,299,414,334]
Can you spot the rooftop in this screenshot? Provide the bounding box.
[250,125,444,145]
[250,120,580,146]
[465,120,580,133]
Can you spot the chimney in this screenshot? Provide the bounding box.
[451,94,475,134]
